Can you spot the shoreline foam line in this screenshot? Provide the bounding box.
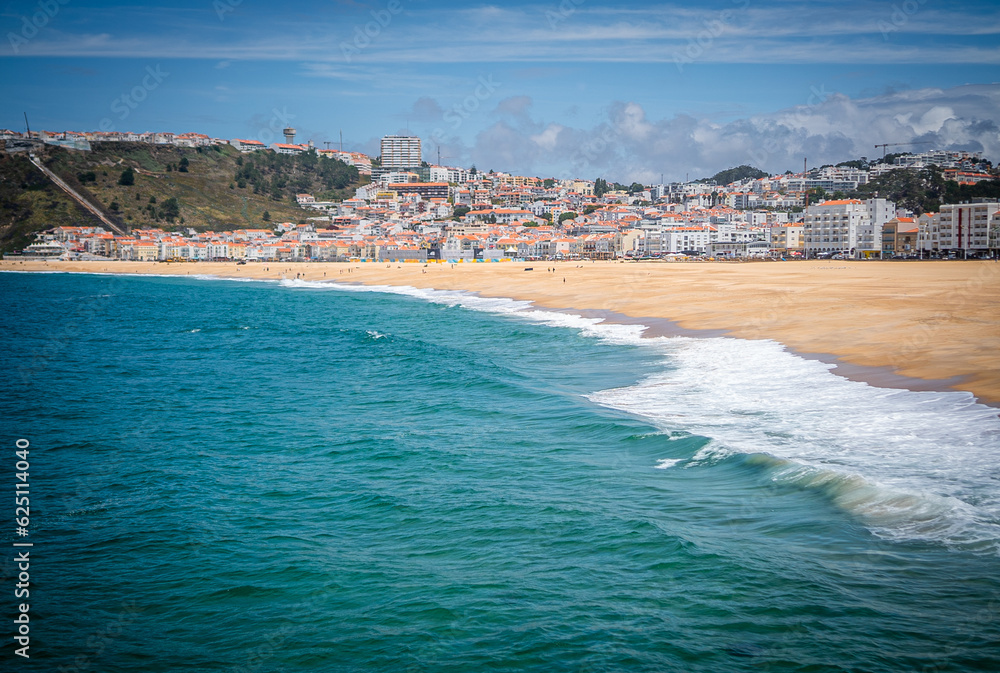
[290,277,1000,554]
[4,259,999,404]
[6,268,1000,552]
[324,277,993,408]
[2,266,992,405]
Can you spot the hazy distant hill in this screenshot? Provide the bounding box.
[1,142,367,253]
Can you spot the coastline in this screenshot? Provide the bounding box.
[554,306,975,400]
[3,258,999,406]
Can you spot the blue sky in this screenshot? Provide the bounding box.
[2,0,999,181]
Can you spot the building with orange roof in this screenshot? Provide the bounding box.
[803,198,895,258]
[881,217,920,257]
[272,143,308,155]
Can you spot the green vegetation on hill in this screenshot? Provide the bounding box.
[852,166,1000,214]
[594,178,629,197]
[0,142,369,251]
[705,165,768,185]
[0,153,104,253]
[234,150,362,202]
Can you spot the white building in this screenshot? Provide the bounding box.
[770,224,804,252]
[272,143,308,155]
[936,201,1000,255]
[662,227,712,253]
[428,165,469,184]
[857,198,895,255]
[230,138,267,152]
[803,198,895,258]
[380,135,422,170]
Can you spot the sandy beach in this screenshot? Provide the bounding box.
[4,258,1000,405]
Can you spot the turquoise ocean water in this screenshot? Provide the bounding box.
[1,271,999,672]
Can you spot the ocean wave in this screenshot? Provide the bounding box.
[279,278,1000,553]
[590,337,1000,553]
[283,279,646,346]
[215,276,1000,552]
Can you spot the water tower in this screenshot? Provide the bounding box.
[283,127,296,144]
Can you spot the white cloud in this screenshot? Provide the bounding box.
[7,3,1000,63]
[441,84,1000,182]
[530,124,564,150]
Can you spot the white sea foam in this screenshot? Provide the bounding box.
[655,459,683,469]
[282,279,646,345]
[589,336,1000,553]
[274,278,1000,552]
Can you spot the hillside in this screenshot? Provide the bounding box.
[1,142,367,252]
[702,165,769,185]
[0,151,105,253]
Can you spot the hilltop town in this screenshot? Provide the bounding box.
[3,128,999,263]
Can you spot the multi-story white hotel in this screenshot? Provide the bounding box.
[380,135,422,170]
[936,201,1000,255]
[802,198,895,257]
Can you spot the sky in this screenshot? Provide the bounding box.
[2,0,999,182]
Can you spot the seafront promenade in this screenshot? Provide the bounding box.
[4,258,999,404]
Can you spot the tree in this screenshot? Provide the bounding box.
[806,187,827,204]
[109,200,121,212]
[539,212,552,221]
[161,197,180,222]
[262,210,271,222]
[470,165,478,176]
[178,157,189,173]
[942,178,1000,205]
[594,178,609,197]
[559,211,578,222]
[628,182,645,194]
[452,206,471,219]
[853,166,947,214]
[708,165,768,185]
[543,178,556,189]
[118,167,135,186]
[875,152,912,166]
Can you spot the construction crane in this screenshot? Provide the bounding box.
[436,144,453,167]
[874,141,932,159]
